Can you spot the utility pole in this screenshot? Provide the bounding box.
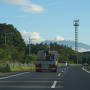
[73,19,79,64]
[4,32,13,45]
[29,38,30,55]
[28,38,35,55]
[0,30,13,45]
[5,32,6,45]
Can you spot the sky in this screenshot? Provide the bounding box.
[0,0,90,45]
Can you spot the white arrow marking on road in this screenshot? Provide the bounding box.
[0,72,30,80]
[51,81,57,88]
[58,73,61,77]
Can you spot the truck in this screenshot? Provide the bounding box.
[35,50,59,72]
[61,61,68,67]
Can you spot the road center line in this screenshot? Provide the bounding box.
[58,73,61,77]
[0,72,30,80]
[51,81,57,88]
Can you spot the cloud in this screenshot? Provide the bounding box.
[1,0,44,13]
[21,30,44,43]
[55,35,64,41]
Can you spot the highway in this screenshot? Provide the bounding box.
[0,66,90,90]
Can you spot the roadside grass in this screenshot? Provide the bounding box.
[10,64,35,72]
[84,65,90,71]
[70,64,82,66]
[0,63,35,73]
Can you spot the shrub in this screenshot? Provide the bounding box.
[0,64,11,73]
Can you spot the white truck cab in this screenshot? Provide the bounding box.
[61,61,67,67]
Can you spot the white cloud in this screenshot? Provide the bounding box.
[21,30,44,43]
[55,35,64,41]
[1,0,44,13]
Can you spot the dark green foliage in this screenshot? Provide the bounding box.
[26,42,77,63]
[80,52,90,64]
[0,64,11,72]
[0,23,26,63]
[25,43,48,54]
[25,54,37,64]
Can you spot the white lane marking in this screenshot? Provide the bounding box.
[82,67,90,74]
[0,72,30,80]
[51,81,57,88]
[58,73,61,77]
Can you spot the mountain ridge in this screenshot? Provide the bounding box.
[42,40,90,52]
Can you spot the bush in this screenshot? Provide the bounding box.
[25,54,37,64]
[0,64,11,73]
[86,65,90,71]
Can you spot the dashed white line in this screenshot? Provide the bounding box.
[51,81,57,88]
[0,72,30,80]
[51,73,62,88]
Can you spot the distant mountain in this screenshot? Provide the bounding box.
[42,40,90,52]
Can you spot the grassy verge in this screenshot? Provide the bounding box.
[0,63,35,73]
[10,63,35,72]
[70,64,82,66]
[84,65,90,71]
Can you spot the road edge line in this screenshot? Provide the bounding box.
[82,67,90,74]
[0,72,30,80]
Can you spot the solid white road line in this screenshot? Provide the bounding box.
[58,73,61,77]
[0,72,30,80]
[51,81,57,88]
[82,67,90,74]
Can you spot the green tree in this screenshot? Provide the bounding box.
[0,23,26,63]
[25,54,37,64]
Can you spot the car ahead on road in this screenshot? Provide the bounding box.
[83,62,88,66]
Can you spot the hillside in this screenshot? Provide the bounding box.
[0,23,26,63]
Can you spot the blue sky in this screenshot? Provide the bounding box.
[0,0,90,45]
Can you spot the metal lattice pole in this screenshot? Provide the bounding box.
[73,20,79,64]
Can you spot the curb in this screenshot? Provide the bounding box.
[82,67,90,74]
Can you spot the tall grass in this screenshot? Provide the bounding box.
[0,63,35,73]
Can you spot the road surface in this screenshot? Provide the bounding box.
[0,66,90,90]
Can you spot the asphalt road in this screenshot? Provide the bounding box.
[0,66,90,90]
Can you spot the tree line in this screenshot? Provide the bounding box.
[0,23,89,64]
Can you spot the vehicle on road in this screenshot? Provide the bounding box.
[35,50,59,72]
[61,61,68,67]
[83,62,88,66]
[61,61,68,71]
